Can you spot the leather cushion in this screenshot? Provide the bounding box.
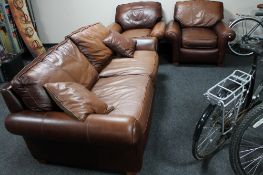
[122,29,151,39]
[67,23,113,72]
[44,82,113,121]
[92,75,153,131]
[103,31,136,58]
[99,51,158,79]
[11,39,98,111]
[182,28,217,49]
[115,1,162,30]
[174,1,223,27]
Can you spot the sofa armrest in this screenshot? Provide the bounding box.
[150,21,166,39]
[133,37,157,51]
[1,83,24,113]
[213,21,236,41]
[165,20,181,41]
[107,22,123,33]
[5,111,142,146]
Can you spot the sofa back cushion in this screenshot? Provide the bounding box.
[11,39,98,111]
[67,23,113,72]
[174,1,223,27]
[115,1,162,30]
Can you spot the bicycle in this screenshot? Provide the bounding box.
[229,100,263,175]
[192,39,263,175]
[228,4,263,56]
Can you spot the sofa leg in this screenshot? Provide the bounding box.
[127,172,137,175]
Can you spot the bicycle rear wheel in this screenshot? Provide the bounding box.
[228,17,263,56]
[192,104,228,160]
[230,103,263,175]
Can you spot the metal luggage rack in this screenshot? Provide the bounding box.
[204,70,252,107]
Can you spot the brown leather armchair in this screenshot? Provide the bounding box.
[165,0,236,65]
[108,1,166,42]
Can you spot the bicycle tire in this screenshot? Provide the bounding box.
[192,104,227,160]
[229,103,263,175]
[228,17,263,56]
[192,84,241,160]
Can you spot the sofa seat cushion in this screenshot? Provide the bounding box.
[122,29,151,39]
[11,39,98,111]
[99,51,158,79]
[182,28,217,49]
[92,75,154,131]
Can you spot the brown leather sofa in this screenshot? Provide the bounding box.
[2,23,158,175]
[165,0,236,65]
[108,1,166,42]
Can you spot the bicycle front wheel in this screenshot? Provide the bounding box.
[230,103,263,175]
[228,17,263,56]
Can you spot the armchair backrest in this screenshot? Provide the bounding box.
[174,1,223,28]
[115,1,162,30]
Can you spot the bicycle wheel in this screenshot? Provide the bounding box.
[192,84,240,160]
[192,104,227,160]
[230,103,263,175]
[228,17,263,56]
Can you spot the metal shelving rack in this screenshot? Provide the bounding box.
[0,0,24,54]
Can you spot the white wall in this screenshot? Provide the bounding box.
[31,0,261,43]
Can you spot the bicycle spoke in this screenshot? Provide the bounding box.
[241,139,261,147]
[243,155,263,175]
[197,127,220,150]
[240,146,263,158]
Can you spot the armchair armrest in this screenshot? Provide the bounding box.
[165,20,181,41]
[1,82,24,113]
[107,22,123,33]
[165,20,181,63]
[213,21,236,65]
[5,111,142,146]
[150,21,166,39]
[213,21,236,41]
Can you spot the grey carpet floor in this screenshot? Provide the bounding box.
[0,52,262,175]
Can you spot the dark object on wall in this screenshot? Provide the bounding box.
[165,0,236,65]
[0,42,24,82]
[8,0,45,57]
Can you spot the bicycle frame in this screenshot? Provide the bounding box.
[203,53,263,135]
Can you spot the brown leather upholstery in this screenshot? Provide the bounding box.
[99,51,159,80]
[44,82,112,121]
[122,29,151,39]
[3,22,159,174]
[174,1,223,27]
[115,1,162,30]
[166,0,235,65]
[103,31,136,58]
[182,28,218,49]
[67,23,113,72]
[108,1,165,51]
[11,39,98,111]
[133,37,158,51]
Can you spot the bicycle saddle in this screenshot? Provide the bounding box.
[240,41,263,56]
[257,4,263,9]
